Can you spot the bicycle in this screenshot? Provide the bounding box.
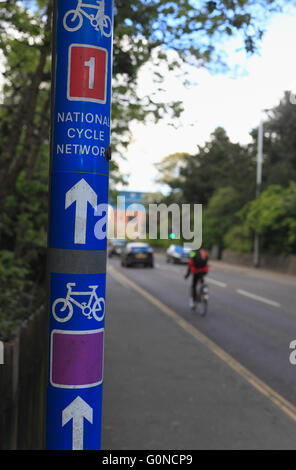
[63,0,112,37]
[52,282,105,323]
[195,282,209,316]
[189,279,209,316]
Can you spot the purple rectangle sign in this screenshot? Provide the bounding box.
[50,329,104,388]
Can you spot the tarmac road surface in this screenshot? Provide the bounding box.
[101,255,296,449]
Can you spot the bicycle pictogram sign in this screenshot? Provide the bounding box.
[52,282,105,323]
[63,0,112,37]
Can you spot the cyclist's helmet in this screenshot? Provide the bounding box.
[189,249,200,258]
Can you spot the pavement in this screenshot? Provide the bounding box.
[101,257,296,450]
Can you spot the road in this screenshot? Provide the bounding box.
[109,254,296,404]
[101,254,296,449]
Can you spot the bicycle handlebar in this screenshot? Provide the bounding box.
[66,282,76,288]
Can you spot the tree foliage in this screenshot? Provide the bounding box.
[157,90,296,256]
[256,91,296,187]
[0,0,293,338]
[156,127,256,205]
[244,183,296,254]
[203,186,243,250]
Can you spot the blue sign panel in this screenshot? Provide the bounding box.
[46,273,105,450]
[49,0,113,251]
[52,0,112,176]
[50,272,106,330]
[49,172,109,250]
[46,387,103,450]
[46,0,113,450]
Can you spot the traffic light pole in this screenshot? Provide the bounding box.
[45,0,113,450]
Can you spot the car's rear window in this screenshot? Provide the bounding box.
[113,240,126,246]
[175,245,189,255]
[174,245,183,253]
[132,246,149,253]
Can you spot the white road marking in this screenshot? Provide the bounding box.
[156,263,180,273]
[236,289,281,308]
[129,261,281,308]
[108,265,296,423]
[207,278,227,288]
[157,264,228,287]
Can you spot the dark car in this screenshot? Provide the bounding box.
[108,239,127,258]
[166,244,191,264]
[121,242,154,268]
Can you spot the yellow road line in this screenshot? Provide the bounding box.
[109,265,296,423]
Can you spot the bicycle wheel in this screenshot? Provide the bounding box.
[92,297,105,322]
[101,15,112,37]
[197,296,207,316]
[52,298,73,323]
[63,10,83,32]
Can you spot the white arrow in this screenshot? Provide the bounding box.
[62,396,93,450]
[65,178,98,244]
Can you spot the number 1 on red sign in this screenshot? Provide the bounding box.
[67,44,108,104]
[84,57,95,90]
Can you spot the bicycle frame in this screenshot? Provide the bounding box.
[63,0,111,36]
[75,0,104,21]
[65,284,99,312]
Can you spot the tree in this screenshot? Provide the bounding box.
[155,152,189,195]
[262,91,296,186]
[203,186,243,250]
[224,223,253,253]
[156,128,255,205]
[0,0,290,206]
[243,183,296,255]
[0,0,292,337]
[247,91,296,191]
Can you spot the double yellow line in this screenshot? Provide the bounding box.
[109,265,296,423]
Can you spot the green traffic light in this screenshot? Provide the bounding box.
[169,233,175,239]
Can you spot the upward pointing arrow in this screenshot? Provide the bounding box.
[65,178,98,244]
[62,396,93,450]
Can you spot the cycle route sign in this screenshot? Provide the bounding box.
[46,0,113,450]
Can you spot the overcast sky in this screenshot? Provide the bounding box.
[117,7,296,193]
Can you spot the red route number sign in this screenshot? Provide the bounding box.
[67,44,108,104]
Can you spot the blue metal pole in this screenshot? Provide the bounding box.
[46,0,113,450]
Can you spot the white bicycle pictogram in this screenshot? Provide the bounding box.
[63,0,112,37]
[52,282,105,323]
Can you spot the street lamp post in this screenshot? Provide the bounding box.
[254,119,263,268]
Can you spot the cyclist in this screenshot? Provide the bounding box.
[184,248,209,309]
